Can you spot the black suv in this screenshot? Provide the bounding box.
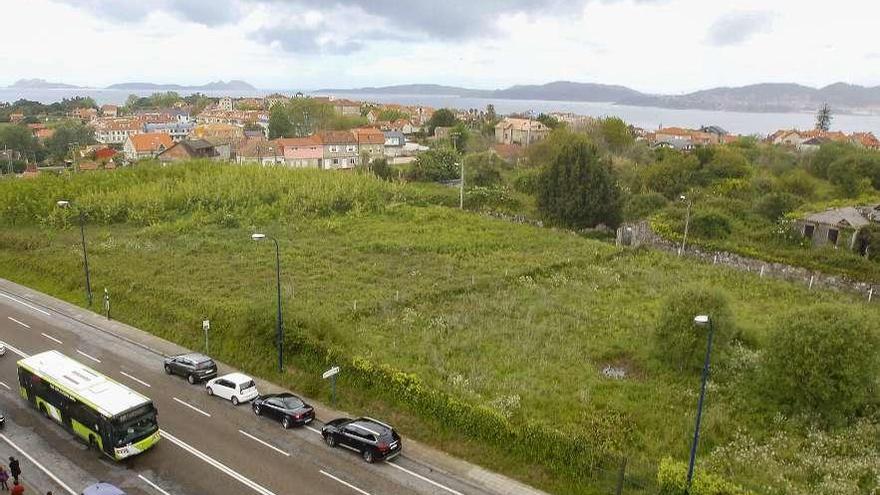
[252,393,315,429]
[163,353,217,384]
[322,417,402,463]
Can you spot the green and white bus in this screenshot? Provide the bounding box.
[17,350,160,460]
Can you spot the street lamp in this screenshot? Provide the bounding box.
[57,200,93,306]
[456,161,464,210]
[678,195,692,256]
[685,314,716,495]
[252,233,284,373]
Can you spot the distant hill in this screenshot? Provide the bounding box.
[106,80,256,91]
[9,78,81,89]
[322,80,880,114]
[620,83,880,113]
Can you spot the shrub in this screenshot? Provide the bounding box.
[689,210,733,239]
[512,168,540,194]
[658,457,754,495]
[762,304,880,423]
[654,285,735,371]
[754,192,802,220]
[407,148,460,182]
[625,192,668,220]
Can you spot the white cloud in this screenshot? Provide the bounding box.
[2,0,879,92]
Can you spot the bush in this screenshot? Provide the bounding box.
[625,192,668,220]
[689,210,733,239]
[754,192,802,220]
[762,304,880,423]
[654,285,735,371]
[407,148,460,182]
[658,457,754,495]
[464,186,520,211]
[512,168,540,194]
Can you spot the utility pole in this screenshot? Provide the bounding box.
[459,161,464,210]
[679,195,692,256]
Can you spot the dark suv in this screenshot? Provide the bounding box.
[163,353,217,384]
[321,417,402,463]
[252,393,315,429]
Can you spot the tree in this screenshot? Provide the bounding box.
[535,133,623,229]
[426,108,458,135]
[815,103,833,132]
[450,122,470,152]
[485,104,497,122]
[44,121,95,161]
[855,224,880,259]
[654,285,735,371]
[0,125,41,158]
[624,191,668,221]
[754,192,801,220]
[464,152,506,187]
[763,305,879,423]
[597,117,633,152]
[268,105,293,139]
[536,113,561,130]
[406,148,460,182]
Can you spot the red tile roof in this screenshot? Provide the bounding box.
[128,133,174,152]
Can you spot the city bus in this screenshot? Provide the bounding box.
[17,350,160,460]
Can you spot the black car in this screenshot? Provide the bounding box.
[322,417,402,463]
[252,393,315,429]
[163,353,217,384]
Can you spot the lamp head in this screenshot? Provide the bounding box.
[251,233,266,241]
[679,195,686,201]
[56,200,70,208]
[694,315,711,327]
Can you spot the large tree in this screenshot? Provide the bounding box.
[426,108,458,135]
[44,121,95,161]
[535,133,622,228]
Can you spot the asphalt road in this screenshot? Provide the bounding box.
[0,289,491,495]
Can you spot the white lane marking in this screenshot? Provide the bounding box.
[305,425,322,435]
[388,463,465,495]
[0,293,51,316]
[0,433,77,495]
[7,316,30,328]
[138,474,172,495]
[319,470,372,495]
[160,429,276,495]
[41,332,63,344]
[172,397,211,417]
[0,382,11,391]
[75,349,101,363]
[238,430,290,457]
[120,371,151,388]
[4,342,29,358]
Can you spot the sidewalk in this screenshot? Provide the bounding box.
[0,278,550,495]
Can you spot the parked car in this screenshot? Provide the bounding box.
[82,483,126,495]
[0,410,5,429]
[321,417,402,463]
[252,392,315,428]
[163,353,217,384]
[205,373,258,405]
[0,341,6,356]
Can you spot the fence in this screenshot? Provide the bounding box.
[617,221,879,302]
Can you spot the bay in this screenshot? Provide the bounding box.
[4,88,880,137]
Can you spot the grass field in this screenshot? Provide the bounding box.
[1,163,877,494]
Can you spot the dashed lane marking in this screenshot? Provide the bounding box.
[238,430,290,457]
[120,371,151,388]
[75,349,101,363]
[7,317,29,328]
[172,397,211,417]
[319,470,372,495]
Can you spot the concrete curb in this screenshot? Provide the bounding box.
[0,279,551,495]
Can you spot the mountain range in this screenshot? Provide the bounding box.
[321,81,880,114]
[7,79,256,91]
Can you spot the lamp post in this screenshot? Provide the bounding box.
[252,233,284,373]
[678,195,692,256]
[457,161,464,210]
[685,314,716,494]
[57,200,92,306]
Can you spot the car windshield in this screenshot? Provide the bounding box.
[281,396,304,409]
[112,405,157,446]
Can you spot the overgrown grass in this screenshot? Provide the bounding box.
[1,163,877,494]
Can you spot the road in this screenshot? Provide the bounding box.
[0,286,525,495]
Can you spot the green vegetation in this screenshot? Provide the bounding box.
[268,98,368,138]
[2,162,879,494]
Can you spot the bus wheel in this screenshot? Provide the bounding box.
[88,435,97,450]
[39,403,48,417]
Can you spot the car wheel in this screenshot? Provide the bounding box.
[232,396,239,406]
[363,450,374,463]
[187,374,196,384]
[164,364,172,374]
[253,405,261,416]
[206,387,214,396]
[282,416,291,429]
[324,434,336,447]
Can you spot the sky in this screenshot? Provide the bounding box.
[2,0,878,93]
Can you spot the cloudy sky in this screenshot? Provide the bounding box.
[2,0,878,93]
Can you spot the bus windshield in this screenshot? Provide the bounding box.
[111,404,157,446]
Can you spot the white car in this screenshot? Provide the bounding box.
[206,373,259,405]
[0,342,5,356]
